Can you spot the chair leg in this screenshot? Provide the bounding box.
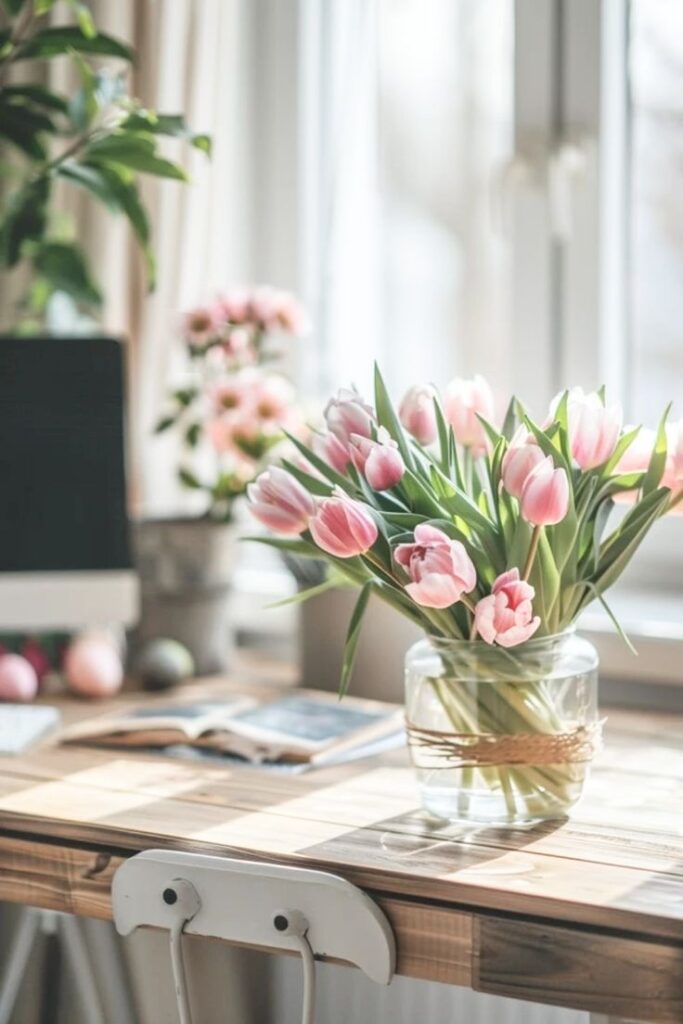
[82,918,139,1024]
[0,908,40,1024]
[59,914,106,1024]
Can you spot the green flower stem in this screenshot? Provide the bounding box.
[523,524,542,580]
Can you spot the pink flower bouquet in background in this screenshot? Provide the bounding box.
[155,286,308,519]
[246,365,677,823]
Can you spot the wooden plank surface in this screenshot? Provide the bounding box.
[1,673,683,1019]
[0,679,682,941]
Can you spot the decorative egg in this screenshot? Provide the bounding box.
[64,632,124,698]
[0,654,39,702]
[136,639,195,691]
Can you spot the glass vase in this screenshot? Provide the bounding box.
[405,631,599,825]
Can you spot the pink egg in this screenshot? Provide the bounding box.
[64,634,123,698]
[0,654,39,702]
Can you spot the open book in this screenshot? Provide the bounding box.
[61,691,405,766]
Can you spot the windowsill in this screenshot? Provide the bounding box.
[581,587,683,686]
[232,565,683,691]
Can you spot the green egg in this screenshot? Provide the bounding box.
[136,639,195,691]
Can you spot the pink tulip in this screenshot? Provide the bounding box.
[247,467,315,535]
[324,388,375,445]
[615,427,654,475]
[309,496,378,558]
[394,524,476,609]
[550,387,622,470]
[313,432,352,474]
[501,428,545,499]
[349,428,405,490]
[474,569,540,648]
[399,385,438,445]
[444,375,494,456]
[662,420,683,490]
[520,456,570,526]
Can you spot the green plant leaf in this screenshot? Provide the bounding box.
[0,177,49,267]
[339,582,371,698]
[31,240,102,306]
[0,102,54,159]
[66,0,97,38]
[121,110,212,155]
[641,402,671,495]
[178,466,202,489]
[86,133,188,180]
[501,396,518,441]
[281,459,333,497]
[154,414,176,434]
[59,161,155,285]
[266,578,340,610]
[582,581,637,654]
[184,422,201,447]
[602,425,640,476]
[374,363,416,471]
[0,84,69,113]
[68,51,98,130]
[1,0,25,14]
[15,27,134,61]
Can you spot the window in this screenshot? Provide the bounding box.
[235,1,683,685]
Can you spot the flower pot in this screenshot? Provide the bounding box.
[299,587,423,702]
[132,517,236,675]
[405,631,599,825]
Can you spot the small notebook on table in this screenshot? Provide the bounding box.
[61,691,405,767]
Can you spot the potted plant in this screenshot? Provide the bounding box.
[136,286,309,672]
[0,0,209,331]
[247,366,680,825]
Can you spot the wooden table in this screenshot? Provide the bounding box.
[0,670,681,1023]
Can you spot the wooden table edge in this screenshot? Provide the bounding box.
[0,829,681,1022]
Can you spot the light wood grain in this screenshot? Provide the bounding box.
[1,674,683,1019]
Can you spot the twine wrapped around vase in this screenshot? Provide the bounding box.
[405,718,604,768]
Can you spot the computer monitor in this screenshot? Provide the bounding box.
[0,335,138,629]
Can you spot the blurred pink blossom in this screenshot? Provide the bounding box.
[444,375,494,456]
[399,384,438,445]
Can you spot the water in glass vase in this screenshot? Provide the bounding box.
[404,631,599,825]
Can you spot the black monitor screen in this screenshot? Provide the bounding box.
[0,336,131,573]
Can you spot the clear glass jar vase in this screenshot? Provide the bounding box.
[405,631,599,825]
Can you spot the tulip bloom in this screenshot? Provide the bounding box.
[550,387,622,470]
[520,456,569,526]
[501,429,545,499]
[349,428,405,490]
[444,375,495,456]
[313,431,352,474]
[309,496,378,558]
[399,384,438,445]
[474,569,541,648]
[247,467,315,535]
[324,389,375,446]
[394,524,476,609]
